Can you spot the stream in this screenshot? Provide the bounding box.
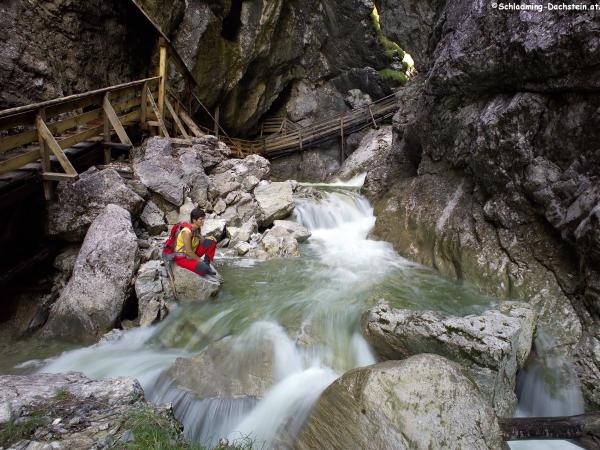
[0,182,585,449]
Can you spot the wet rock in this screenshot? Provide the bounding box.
[372,174,582,352]
[132,137,187,207]
[234,241,252,256]
[170,264,221,301]
[294,355,503,450]
[272,220,311,243]
[362,300,536,416]
[47,167,144,241]
[260,225,300,258]
[139,200,167,235]
[44,205,139,341]
[135,261,169,327]
[164,333,275,400]
[0,372,182,449]
[254,181,295,227]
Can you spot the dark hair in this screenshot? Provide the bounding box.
[190,207,206,222]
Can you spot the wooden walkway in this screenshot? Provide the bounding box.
[0,3,400,199]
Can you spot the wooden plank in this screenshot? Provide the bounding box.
[0,129,37,153]
[158,39,167,119]
[37,110,52,199]
[147,120,160,127]
[103,93,111,164]
[165,97,190,139]
[146,87,170,138]
[42,172,78,182]
[58,124,103,150]
[214,106,220,138]
[0,149,41,174]
[179,110,203,138]
[103,93,132,145]
[37,116,77,176]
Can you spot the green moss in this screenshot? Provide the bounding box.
[370,7,405,60]
[123,405,254,450]
[378,69,408,85]
[0,409,49,447]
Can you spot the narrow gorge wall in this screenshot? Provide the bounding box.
[370,0,600,407]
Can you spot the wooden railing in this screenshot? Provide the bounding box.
[0,76,163,197]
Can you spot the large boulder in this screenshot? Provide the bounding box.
[170,264,221,301]
[202,218,227,240]
[218,192,261,227]
[254,181,295,226]
[0,372,181,449]
[44,205,139,341]
[294,355,503,450]
[191,135,235,173]
[362,300,535,416]
[226,216,258,244]
[133,137,187,206]
[47,167,144,241]
[259,225,300,258]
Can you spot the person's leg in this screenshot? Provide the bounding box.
[173,255,213,276]
[195,238,217,262]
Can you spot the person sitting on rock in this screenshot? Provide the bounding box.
[168,207,217,277]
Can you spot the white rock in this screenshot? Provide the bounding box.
[273,220,311,242]
[135,261,168,327]
[235,242,252,256]
[140,200,167,235]
[202,219,226,240]
[260,225,299,257]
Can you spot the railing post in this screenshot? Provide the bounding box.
[37,108,52,200]
[158,37,168,130]
[141,82,148,128]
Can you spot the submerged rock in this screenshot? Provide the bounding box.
[170,264,221,301]
[294,355,503,450]
[44,204,139,341]
[362,300,535,416]
[47,167,144,241]
[0,372,181,449]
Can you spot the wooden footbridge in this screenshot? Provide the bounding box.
[0,0,399,199]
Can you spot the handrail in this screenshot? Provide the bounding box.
[0,76,160,120]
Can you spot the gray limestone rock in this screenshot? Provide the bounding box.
[226,217,258,244]
[254,181,295,227]
[0,372,181,449]
[272,220,311,243]
[133,137,187,206]
[135,260,169,327]
[170,264,221,301]
[47,167,144,241]
[260,225,300,258]
[44,205,139,341]
[294,355,504,450]
[362,300,536,416]
[201,218,227,240]
[140,201,167,235]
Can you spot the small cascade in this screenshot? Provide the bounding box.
[32,184,503,448]
[509,329,585,450]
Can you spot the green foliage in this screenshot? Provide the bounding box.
[54,388,70,401]
[0,409,49,447]
[124,405,254,450]
[378,69,408,85]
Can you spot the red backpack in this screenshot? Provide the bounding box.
[162,222,192,261]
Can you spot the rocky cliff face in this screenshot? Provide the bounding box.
[0,0,164,108]
[370,0,600,407]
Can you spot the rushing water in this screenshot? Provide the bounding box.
[0,183,585,448]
